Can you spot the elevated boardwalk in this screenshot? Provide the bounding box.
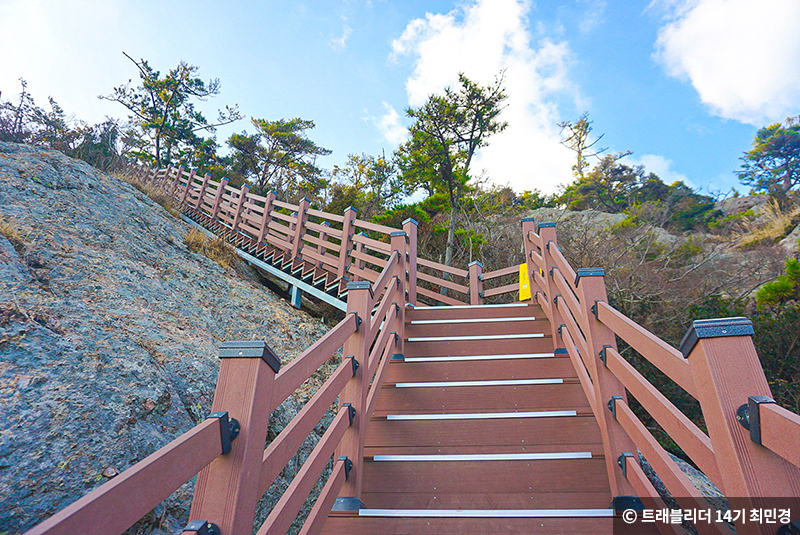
[23,164,800,535]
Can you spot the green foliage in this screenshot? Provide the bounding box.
[738,115,800,205]
[326,153,410,219]
[227,117,330,201]
[557,112,609,179]
[756,258,800,309]
[100,53,241,167]
[397,72,508,267]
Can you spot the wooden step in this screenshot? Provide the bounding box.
[405,317,550,337]
[365,414,602,449]
[406,303,542,321]
[404,336,554,357]
[384,355,576,383]
[373,383,590,415]
[321,514,630,535]
[359,491,613,510]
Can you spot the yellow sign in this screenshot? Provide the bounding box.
[519,263,531,301]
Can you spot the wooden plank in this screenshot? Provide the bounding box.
[272,198,300,211]
[406,304,542,321]
[320,516,624,535]
[372,383,590,415]
[271,210,296,224]
[383,357,576,383]
[405,318,548,338]
[360,491,612,510]
[482,264,519,281]
[352,232,391,254]
[307,208,345,223]
[595,302,695,396]
[415,286,468,306]
[483,283,518,298]
[417,271,469,294]
[361,458,609,493]
[298,459,348,535]
[364,415,603,448]
[417,257,469,278]
[25,419,221,535]
[348,264,380,283]
[403,336,554,358]
[353,218,397,236]
[761,403,800,469]
[364,442,605,457]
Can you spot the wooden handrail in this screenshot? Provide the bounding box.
[595,301,696,396]
[482,264,518,281]
[759,403,800,468]
[297,458,349,535]
[416,270,469,295]
[417,256,469,278]
[24,418,225,535]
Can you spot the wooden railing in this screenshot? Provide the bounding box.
[125,163,525,306]
[25,220,410,535]
[521,217,800,535]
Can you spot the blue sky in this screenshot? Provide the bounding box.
[1,0,799,196]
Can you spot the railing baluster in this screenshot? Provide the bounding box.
[403,218,418,306]
[338,207,357,282]
[391,231,407,356]
[468,261,484,305]
[209,178,229,222]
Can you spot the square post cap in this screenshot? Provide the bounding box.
[679,317,754,357]
[218,340,280,373]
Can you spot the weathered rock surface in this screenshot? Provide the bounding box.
[0,143,331,533]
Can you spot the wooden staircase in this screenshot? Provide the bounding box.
[321,302,643,534]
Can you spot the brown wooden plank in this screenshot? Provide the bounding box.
[360,490,612,510]
[372,383,590,415]
[383,357,577,383]
[415,286,468,306]
[361,458,609,493]
[403,336,553,358]
[364,415,603,448]
[405,318,550,338]
[320,516,660,535]
[406,304,543,321]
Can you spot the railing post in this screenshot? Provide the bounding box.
[179,169,197,207]
[169,165,184,198]
[681,318,800,517]
[573,270,637,497]
[337,207,357,281]
[402,218,418,306]
[317,221,331,267]
[158,165,172,189]
[194,174,211,211]
[537,223,566,352]
[391,231,407,355]
[468,261,484,305]
[257,191,276,248]
[210,178,229,221]
[189,341,281,535]
[334,282,371,509]
[231,184,250,234]
[292,197,311,259]
[521,217,541,300]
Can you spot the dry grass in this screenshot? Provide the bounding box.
[0,218,27,253]
[737,198,800,248]
[184,228,239,270]
[115,171,181,218]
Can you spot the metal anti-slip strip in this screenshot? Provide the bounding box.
[403,353,555,363]
[412,303,529,310]
[408,333,545,342]
[358,509,615,518]
[410,317,537,324]
[395,378,563,388]
[372,452,591,461]
[386,410,577,420]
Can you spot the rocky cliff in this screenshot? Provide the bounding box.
[0,143,331,534]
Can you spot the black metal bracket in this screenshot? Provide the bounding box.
[679,317,754,358]
[618,452,634,479]
[557,324,566,337]
[608,396,623,420]
[342,403,356,425]
[338,455,354,480]
[575,268,605,287]
[553,294,561,306]
[549,267,555,279]
[599,345,612,367]
[391,331,398,343]
[208,411,241,455]
[736,395,776,445]
[777,521,800,535]
[349,311,362,331]
[611,496,644,512]
[183,520,220,535]
[347,356,359,376]
[591,300,602,319]
[219,340,281,373]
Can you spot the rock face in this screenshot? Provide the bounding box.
[0,143,331,533]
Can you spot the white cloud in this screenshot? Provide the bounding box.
[389,0,579,193]
[654,0,800,125]
[329,25,353,51]
[375,102,407,146]
[629,153,694,188]
[578,0,607,34]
